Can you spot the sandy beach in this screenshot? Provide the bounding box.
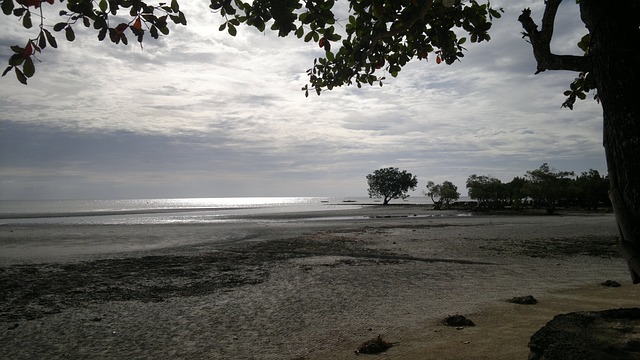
[1,206,638,359]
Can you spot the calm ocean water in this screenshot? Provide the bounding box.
[0,197,434,225]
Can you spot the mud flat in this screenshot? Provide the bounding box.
[1,207,636,359]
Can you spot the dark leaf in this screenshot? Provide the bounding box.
[43,29,58,48]
[53,22,67,32]
[98,27,107,41]
[15,67,27,85]
[2,0,14,15]
[304,31,313,42]
[65,26,75,41]
[8,53,24,66]
[228,24,237,36]
[109,28,118,42]
[22,11,32,29]
[115,23,128,33]
[2,66,12,77]
[150,25,158,39]
[23,57,35,77]
[38,32,47,49]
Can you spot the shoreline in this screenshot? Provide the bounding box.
[1,209,635,359]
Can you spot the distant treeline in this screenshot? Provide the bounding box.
[464,163,609,213]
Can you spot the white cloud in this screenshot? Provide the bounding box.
[0,1,607,199]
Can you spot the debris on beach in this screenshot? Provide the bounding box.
[354,335,394,355]
[443,314,475,327]
[601,279,621,287]
[508,295,538,305]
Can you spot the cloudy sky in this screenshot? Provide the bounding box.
[0,1,605,200]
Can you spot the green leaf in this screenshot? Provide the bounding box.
[23,57,35,78]
[304,31,313,42]
[171,0,179,12]
[99,0,108,12]
[2,0,14,15]
[8,53,24,66]
[228,24,237,36]
[15,67,27,85]
[326,51,334,61]
[219,22,226,31]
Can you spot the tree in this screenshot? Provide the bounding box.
[504,176,527,210]
[518,1,640,282]
[465,174,504,209]
[3,1,640,281]
[366,167,417,205]
[524,163,574,214]
[573,169,609,211]
[1,0,503,87]
[425,180,460,210]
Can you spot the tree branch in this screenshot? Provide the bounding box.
[518,1,590,74]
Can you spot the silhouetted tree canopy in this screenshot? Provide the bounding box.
[2,0,502,91]
[524,163,574,214]
[366,167,417,205]
[425,180,460,209]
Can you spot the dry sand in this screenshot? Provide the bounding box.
[1,206,638,359]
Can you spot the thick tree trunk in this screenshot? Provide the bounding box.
[580,1,640,282]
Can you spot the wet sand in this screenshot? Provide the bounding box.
[1,206,637,359]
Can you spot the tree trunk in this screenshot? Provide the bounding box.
[580,1,640,282]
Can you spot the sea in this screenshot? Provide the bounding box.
[0,196,435,226]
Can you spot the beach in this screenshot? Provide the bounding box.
[1,206,638,359]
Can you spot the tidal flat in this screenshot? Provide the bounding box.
[1,206,637,359]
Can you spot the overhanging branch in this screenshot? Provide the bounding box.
[518,1,590,74]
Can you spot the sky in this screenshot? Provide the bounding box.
[0,1,606,200]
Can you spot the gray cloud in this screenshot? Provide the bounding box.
[0,1,607,199]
